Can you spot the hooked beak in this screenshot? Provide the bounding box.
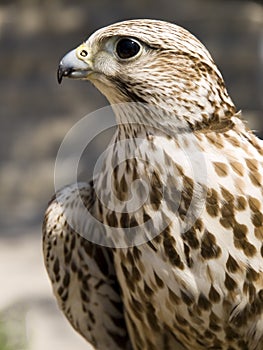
[57,48,92,84]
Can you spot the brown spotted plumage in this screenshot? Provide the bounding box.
[43,19,263,350]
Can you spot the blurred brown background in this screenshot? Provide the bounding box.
[0,0,262,349]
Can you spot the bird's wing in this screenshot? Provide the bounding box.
[42,182,132,350]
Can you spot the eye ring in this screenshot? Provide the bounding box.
[115,37,142,60]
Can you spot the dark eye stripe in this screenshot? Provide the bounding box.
[116,38,141,59]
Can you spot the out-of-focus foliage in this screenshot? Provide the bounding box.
[0,312,27,350]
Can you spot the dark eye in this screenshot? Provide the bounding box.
[116,38,141,59]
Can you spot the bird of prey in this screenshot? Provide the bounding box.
[43,19,263,350]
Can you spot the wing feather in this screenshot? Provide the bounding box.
[43,182,132,350]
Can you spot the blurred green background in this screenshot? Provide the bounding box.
[0,0,262,349]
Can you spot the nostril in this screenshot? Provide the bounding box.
[80,50,88,57]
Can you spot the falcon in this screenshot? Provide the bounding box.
[43,19,263,350]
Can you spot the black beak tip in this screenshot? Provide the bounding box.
[57,66,63,84]
[57,65,74,84]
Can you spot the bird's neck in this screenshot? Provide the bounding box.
[111,94,237,138]
[111,102,191,138]
[107,65,237,134]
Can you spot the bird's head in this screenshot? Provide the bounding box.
[58,19,236,130]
